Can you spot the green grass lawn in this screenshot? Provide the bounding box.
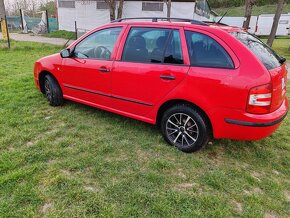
[0,40,289,217]
[44,30,76,40]
[214,4,290,16]
[260,37,290,60]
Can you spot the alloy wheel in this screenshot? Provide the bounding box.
[166,113,199,147]
[44,79,52,102]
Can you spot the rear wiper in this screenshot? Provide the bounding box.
[279,57,286,64]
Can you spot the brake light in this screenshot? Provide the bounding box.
[247,84,272,114]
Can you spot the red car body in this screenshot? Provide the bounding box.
[34,20,288,142]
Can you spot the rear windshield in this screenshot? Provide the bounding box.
[230,32,281,70]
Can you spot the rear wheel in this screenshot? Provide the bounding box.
[44,74,63,106]
[161,104,210,153]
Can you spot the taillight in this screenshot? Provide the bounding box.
[246,84,272,114]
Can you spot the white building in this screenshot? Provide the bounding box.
[216,14,290,36]
[57,0,216,32]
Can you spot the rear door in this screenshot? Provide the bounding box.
[111,26,190,116]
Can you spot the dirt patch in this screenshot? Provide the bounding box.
[264,212,277,218]
[84,185,101,193]
[176,183,196,190]
[234,201,243,213]
[61,169,72,177]
[251,172,262,182]
[284,191,290,201]
[40,202,53,214]
[244,187,263,195]
[175,169,186,179]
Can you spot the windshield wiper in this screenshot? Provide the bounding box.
[279,57,286,64]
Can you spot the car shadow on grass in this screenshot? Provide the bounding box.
[57,99,276,157]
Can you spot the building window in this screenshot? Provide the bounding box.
[142,2,164,12]
[96,1,109,10]
[58,0,75,8]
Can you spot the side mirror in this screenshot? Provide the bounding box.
[60,49,72,58]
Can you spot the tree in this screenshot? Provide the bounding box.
[104,0,116,21]
[104,0,124,21]
[267,0,285,47]
[117,0,124,19]
[242,0,255,30]
[40,1,56,17]
[165,0,172,18]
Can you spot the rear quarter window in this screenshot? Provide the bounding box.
[185,31,234,69]
[230,32,281,70]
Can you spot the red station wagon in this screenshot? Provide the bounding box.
[34,18,288,152]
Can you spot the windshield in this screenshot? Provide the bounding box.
[230,32,282,70]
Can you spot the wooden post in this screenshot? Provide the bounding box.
[19,9,24,30]
[46,10,50,33]
[0,0,10,48]
[75,21,77,39]
[4,15,10,48]
[166,0,171,18]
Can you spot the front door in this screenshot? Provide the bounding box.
[112,27,189,116]
[61,27,123,107]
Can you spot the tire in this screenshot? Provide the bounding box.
[43,74,63,106]
[161,104,210,153]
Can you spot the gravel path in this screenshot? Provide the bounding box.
[0,33,74,46]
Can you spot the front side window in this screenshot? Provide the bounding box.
[230,32,281,70]
[122,27,184,64]
[185,31,234,69]
[74,27,122,60]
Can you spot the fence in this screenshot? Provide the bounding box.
[6,16,58,33]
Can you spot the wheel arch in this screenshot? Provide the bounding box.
[156,99,212,132]
[39,71,59,94]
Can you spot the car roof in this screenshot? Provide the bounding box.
[105,19,244,34]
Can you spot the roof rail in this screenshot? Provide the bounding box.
[203,21,229,26]
[112,17,208,26]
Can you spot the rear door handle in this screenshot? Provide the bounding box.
[98,67,110,72]
[160,75,176,80]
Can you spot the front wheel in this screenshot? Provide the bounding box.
[44,74,63,106]
[161,104,210,153]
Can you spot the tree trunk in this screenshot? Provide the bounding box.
[242,0,255,30]
[0,0,6,20]
[109,1,116,21]
[166,0,171,18]
[267,0,285,47]
[117,0,124,19]
[105,0,116,21]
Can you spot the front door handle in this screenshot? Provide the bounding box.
[98,67,110,73]
[160,75,176,80]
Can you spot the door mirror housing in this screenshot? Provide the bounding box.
[60,49,72,58]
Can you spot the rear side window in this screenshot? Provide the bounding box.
[230,32,281,70]
[122,27,184,64]
[185,31,234,69]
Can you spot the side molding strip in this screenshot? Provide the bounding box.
[63,84,153,107]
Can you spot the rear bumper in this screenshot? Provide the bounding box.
[212,98,288,140]
[224,110,288,127]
